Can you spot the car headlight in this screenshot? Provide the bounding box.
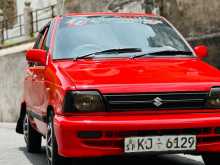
[207,87,220,107]
[63,91,105,112]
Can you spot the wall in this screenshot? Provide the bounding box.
[65,0,146,13]
[65,0,110,12]
[160,0,220,38]
[188,34,220,68]
[0,43,33,122]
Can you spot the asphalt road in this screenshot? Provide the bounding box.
[0,123,204,165]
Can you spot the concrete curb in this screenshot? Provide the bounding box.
[0,42,34,57]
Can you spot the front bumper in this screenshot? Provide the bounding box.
[54,112,220,158]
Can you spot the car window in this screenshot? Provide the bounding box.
[29,33,43,67]
[33,21,53,50]
[33,33,43,49]
[53,16,192,59]
[45,21,53,50]
[41,28,49,50]
[30,28,49,67]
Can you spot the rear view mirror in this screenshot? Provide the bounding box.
[26,49,47,66]
[194,45,208,59]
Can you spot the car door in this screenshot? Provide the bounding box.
[24,31,44,116]
[27,24,51,134]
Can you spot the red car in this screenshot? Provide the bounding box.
[16,13,220,165]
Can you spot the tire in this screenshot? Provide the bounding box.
[23,113,42,153]
[46,111,71,165]
[202,154,220,165]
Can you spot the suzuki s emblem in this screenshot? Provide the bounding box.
[153,97,163,107]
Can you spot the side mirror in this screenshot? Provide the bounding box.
[26,49,47,66]
[194,45,208,59]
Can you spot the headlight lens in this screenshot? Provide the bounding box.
[207,87,220,107]
[63,91,105,112]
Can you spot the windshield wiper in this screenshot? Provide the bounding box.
[132,50,193,58]
[76,48,142,60]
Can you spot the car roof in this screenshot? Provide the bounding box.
[64,12,160,18]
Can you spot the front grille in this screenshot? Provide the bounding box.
[104,92,209,111]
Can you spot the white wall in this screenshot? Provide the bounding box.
[0,42,34,122]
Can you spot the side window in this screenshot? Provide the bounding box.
[43,21,53,51]
[33,33,43,49]
[40,21,54,51]
[30,29,48,67]
[41,28,49,50]
[29,21,52,67]
[33,20,53,50]
[29,34,43,67]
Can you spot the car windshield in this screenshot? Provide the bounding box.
[53,15,192,59]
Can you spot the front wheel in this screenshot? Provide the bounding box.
[202,154,220,165]
[46,112,71,165]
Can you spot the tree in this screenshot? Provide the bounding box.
[0,0,16,27]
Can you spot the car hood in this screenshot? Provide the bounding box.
[57,58,220,93]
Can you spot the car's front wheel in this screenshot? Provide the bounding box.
[46,112,71,165]
[23,113,42,153]
[202,154,220,165]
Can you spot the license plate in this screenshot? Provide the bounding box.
[124,135,196,153]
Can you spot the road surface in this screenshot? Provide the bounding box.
[0,123,204,165]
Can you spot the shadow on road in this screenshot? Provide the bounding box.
[19,147,47,165]
[19,147,204,165]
